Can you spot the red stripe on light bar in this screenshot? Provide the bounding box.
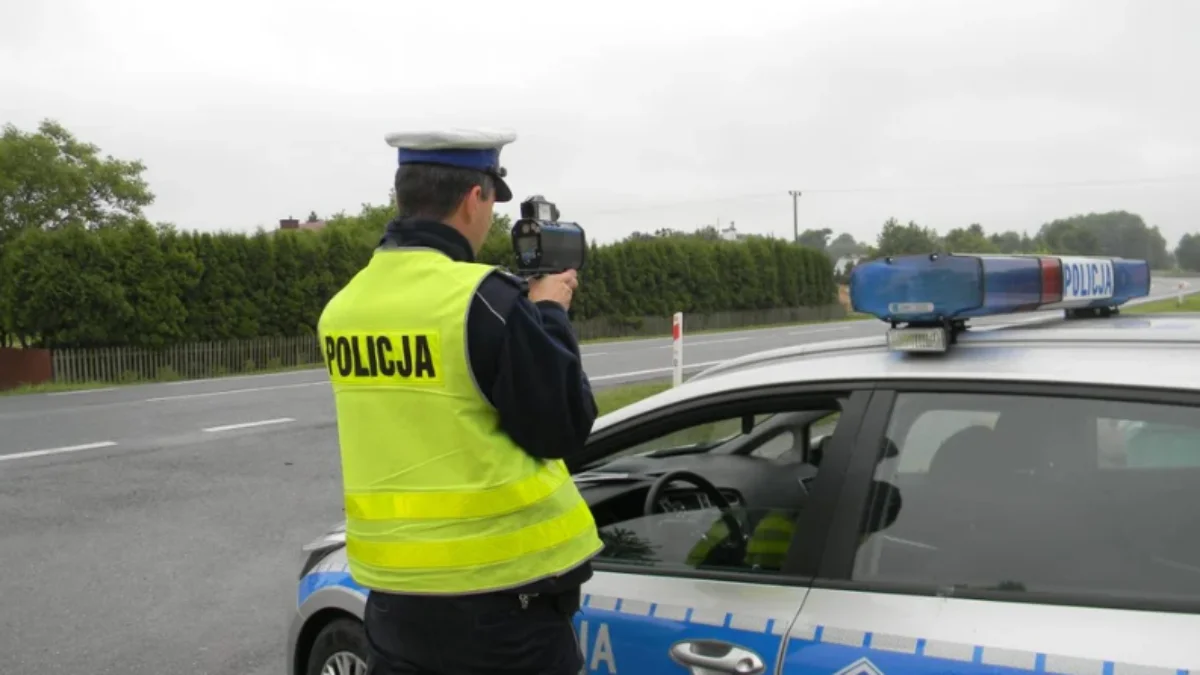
[1040,257,1063,304]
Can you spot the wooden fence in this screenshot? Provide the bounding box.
[46,303,849,385]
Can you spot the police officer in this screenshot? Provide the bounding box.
[317,129,605,675]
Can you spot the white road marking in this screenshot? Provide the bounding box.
[591,361,724,382]
[47,387,117,396]
[202,417,296,433]
[787,326,854,336]
[581,352,609,357]
[145,381,325,402]
[0,441,118,463]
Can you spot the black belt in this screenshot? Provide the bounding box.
[369,585,583,616]
[506,587,582,616]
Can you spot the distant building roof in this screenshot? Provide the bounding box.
[278,216,326,232]
[719,222,747,242]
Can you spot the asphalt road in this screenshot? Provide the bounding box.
[0,277,1194,674]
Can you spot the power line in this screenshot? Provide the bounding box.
[581,173,1200,217]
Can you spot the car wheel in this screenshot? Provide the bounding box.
[306,618,368,675]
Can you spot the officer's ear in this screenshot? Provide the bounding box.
[461,184,489,220]
[470,183,490,205]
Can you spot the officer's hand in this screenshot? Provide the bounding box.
[529,270,578,310]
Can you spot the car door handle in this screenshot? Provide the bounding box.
[668,639,766,674]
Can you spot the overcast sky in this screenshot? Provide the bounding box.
[3,0,1199,246]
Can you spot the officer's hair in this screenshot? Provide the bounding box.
[394,164,496,221]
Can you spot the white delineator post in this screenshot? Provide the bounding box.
[1180,281,1186,306]
[672,312,684,387]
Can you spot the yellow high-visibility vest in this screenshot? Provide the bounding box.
[743,511,794,570]
[317,247,603,594]
[685,510,795,571]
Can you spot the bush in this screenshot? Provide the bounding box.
[0,212,835,349]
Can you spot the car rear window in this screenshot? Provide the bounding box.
[854,391,1200,603]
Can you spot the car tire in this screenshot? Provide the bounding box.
[306,617,369,675]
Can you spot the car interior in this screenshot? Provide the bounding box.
[570,388,1200,599]
[573,395,896,572]
[857,393,1200,601]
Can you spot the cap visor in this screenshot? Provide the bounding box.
[493,176,512,203]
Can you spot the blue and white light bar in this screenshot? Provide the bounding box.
[849,253,1151,351]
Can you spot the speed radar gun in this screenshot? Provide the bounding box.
[848,253,1151,354]
[510,195,587,277]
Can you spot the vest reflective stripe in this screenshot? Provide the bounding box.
[318,248,603,594]
[745,513,794,567]
[685,511,795,570]
[345,460,572,520]
[348,499,597,569]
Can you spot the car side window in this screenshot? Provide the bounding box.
[853,391,1200,601]
[590,397,848,576]
[1098,416,1200,468]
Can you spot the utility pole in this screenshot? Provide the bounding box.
[788,190,802,242]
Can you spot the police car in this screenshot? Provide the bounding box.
[289,253,1200,675]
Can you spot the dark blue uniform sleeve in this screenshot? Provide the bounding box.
[466,271,598,460]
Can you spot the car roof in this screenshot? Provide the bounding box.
[592,313,1200,433]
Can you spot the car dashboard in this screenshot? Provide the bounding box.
[575,452,813,530]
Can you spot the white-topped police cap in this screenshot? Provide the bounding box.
[385,129,517,203]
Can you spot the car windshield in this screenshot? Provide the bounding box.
[604,413,778,460]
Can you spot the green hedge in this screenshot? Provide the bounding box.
[0,217,835,349]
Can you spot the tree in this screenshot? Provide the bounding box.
[988,230,1037,254]
[826,233,866,262]
[942,224,999,253]
[0,119,154,245]
[1177,233,1200,273]
[478,213,515,268]
[873,218,942,257]
[1037,211,1170,266]
[797,228,832,251]
[307,210,320,222]
[324,202,394,248]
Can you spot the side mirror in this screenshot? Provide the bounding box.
[810,434,827,467]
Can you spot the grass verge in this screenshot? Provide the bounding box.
[1125,293,1200,314]
[0,381,119,396]
[594,381,672,415]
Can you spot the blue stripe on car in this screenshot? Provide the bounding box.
[297,577,1191,674]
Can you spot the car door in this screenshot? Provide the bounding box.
[568,385,876,675]
[785,381,1200,674]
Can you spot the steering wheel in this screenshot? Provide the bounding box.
[642,470,746,545]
